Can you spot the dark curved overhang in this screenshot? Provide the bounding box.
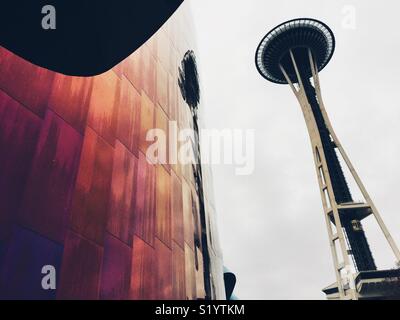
[0,0,183,76]
[255,18,335,84]
[223,267,237,300]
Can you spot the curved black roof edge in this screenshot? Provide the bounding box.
[0,0,184,76]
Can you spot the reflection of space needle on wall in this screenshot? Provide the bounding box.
[255,18,400,300]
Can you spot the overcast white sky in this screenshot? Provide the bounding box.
[189,0,400,299]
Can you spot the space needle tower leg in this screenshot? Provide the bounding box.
[280,50,354,299]
[308,51,400,264]
[256,18,400,300]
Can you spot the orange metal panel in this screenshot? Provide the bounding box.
[115,77,141,157]
[130,235,156,300]
[106,141,138,246]
[70,128,114,245]
[155,165,172,248]
[134,152,156,246]
[171,171,185,248]
[48,73,93,133]
[155,238,173,299]
[172,241,186,299]
[87,71,120,146]
[182,179,194,250]
[138,92,155,155]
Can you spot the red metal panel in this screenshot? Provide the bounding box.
[0,91,41,240]
[155,238,173,299]
[58,230,103,300]
[115,77,141,157]
[130,235,156,300]
[171,171,184,248]
[138,92,155,155]
[0,2,224,300]
[48,73,93,133]
[70,127,114,245]
[156,165,172,248]
[106,141,137,246]
[155,105,171,171]
[0,47,55,117]
[100,233,132,300]
[182,179,194,250]
[18,111,83,244]
[134,152,156,246]
[87,71,120,146]
[172,241,186,299]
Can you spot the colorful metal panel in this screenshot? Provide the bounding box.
[0,2,225,300]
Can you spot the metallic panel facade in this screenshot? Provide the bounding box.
[0,2,225,300]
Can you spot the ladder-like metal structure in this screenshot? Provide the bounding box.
[279,48,400,299]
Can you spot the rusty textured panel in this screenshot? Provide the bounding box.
[0,1,224,300]
[106,141,137,246]
[134,152,156,246]
[182,179,194,250]
[0,91,41,240]
[138,92,155,155]
[155,105,170,171]
[58,230,103,300]
[172,241,186,299]
[116,77,141,157]
[18,111,83,244]
[0,47,55,117]
[100,233,132,300]
[155,238,173,300]
[156,165,172,248]
[48,73,93,133]
[70,128,114,245]
[171,171,184,248]
[130,235,156,300]
[87,71,120,146]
